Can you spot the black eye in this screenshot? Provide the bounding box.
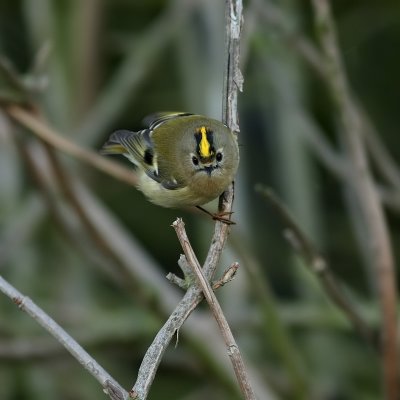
[192,155,199,166]
[216,152,223,162]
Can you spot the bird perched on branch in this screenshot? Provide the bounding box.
[101,112,239,223]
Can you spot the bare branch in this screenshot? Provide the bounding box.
[129,287,205,399]
[204,0,243,279]
[213,262,239,290]
[5,105,137,187]
[254,1,400,213]
[0,275,128,400]
[172,218,256,400]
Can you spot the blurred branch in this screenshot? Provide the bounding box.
[0,57,32,104]
[0,275,128,400]
[0,194,44,269]
[362,113,400,189]
[172,218,256,400]
[13,130,180,308]
[42,143,140,284]
[0,309,157,361]
[5,104,137,186]
[254,0,400,212]
[256,185,377,348]
[14,137,86,247]
[74,0,196,147]
[230,231,309,398]
[251,0,328,80]
[19,136,180,308]
[310,1,398,399]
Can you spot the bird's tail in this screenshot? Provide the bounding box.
[100,130,132,155]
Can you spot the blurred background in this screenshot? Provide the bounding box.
[0,0,400,399]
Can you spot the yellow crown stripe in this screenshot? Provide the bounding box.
[199,126,211,158]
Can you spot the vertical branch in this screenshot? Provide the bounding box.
[204,0,243,279]
[311,1,398,398]
[222,0,243,132]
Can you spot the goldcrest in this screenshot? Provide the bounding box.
[101,112,239,210]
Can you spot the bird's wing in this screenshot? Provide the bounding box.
[101,129,184,189]
[101,128,158,174]
[143,112,193,131]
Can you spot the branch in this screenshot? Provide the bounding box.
[256,185,377,348]
[129,285,205,400]
[310,1,398,398]
[254,1,400,213]
[17,136,247,398]
[0,275,128,400]
[4,105,138,187]
[129,1,244,398]
[172,219,256,399]
[203,0,243,276]
[73,0,196,147]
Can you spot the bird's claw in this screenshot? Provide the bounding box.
[212,211,235,225]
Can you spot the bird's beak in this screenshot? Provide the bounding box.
[203,165,216,176]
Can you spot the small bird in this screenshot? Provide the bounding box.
[101,112,239,222]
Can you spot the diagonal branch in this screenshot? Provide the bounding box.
[0,275,128,400]
[5,105,138,187]
[172,218,256,400]
[257,185,377,349]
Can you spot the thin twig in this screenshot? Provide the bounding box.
[256,185,377,348]
[5,105,138,187]
[212,262,239,290]
[172,218,256,400]
[167,260,239,291]
[13,137,84,247]
[0,275,128,400]
[310,1,398,398]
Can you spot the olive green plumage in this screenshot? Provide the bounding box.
[101,112,239,208]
